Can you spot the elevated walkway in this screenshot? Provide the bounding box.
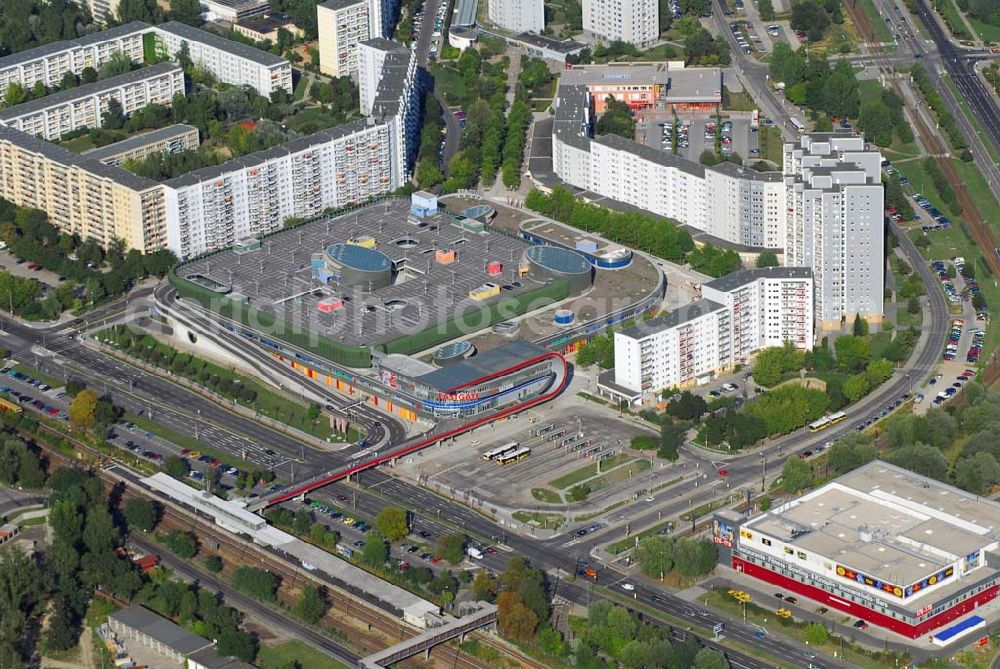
[359,602,497,668]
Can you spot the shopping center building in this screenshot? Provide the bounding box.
[713,461,1000,639]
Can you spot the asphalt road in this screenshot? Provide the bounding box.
[411,0,461,167]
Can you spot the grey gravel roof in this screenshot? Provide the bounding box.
[109,605,213,656]
[83,123,198,162]
[156,21,289,67]
[707,160,783,182]
[702,266,812,292]
[618,299,725,339]
[514,32,586,53]
[593,134,705,178]
[552,84,592,152]
[319,0,366,10]
[360,37,406,52]
[371,49,412,118]
[164,120,374,188]
[415,339,549,391]
[0,22,152,70]
[0,62,182,121]
[0,125,159,191]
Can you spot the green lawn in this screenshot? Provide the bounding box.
[936,0,973,39]
[257,641,350,669]
[759,125,784,164]
[286,106,349,134]
[531,488,563,503]
[880,135,922,162]
[969,16,1000,43]
[512,510,565,528]
[859,0,894,41]
[723,86,757,112]
[548,453,633,489]
[10,363,63,388]
[586,458,651,492]
[292,76,310,102]
[428,64,476,108]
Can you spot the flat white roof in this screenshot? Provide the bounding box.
[743,461,999,589]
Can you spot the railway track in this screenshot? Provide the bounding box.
[19,421,545,669]
[847,0,1000,281]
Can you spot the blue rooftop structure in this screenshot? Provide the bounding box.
[326,243,392,271]
[932,616,985,644]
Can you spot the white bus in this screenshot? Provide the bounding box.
[482,442,519,461]
[790,118,805,133]
[497,447,531,465]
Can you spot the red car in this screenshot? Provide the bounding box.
[211,458,222,467]
[430,556,443,564]
[180,448,191,456]
[718,469,729,477]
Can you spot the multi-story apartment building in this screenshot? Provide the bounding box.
[357,38,402,115]
[84,124,200,166]
[612,268,813,399]
[701,267,814,360]
[614,299,731,397]
[582,0,660,46]
[783,134,884,328]
[364,42,419,185]
[590,134,707,232]
[163,120,395,258]
[487,0,545,34]
[200,0,269,22]
[0,22,149,97]
[368,0,401,39]
[153,22,293,96]
[704,162,786,249]
[0,126,166,252]
[0,63,184,141]
[318,0,371,78]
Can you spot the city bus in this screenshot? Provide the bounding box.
[496,447,531,465]
[482,442,519,461]
[0,396,22,415]
[808,411,846,432]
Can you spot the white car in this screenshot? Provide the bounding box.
[622,583,636,591]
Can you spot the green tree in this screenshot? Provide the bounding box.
[953,451,1000,494]
[123,498,158,532]
[293,584,328,624]
[666,391,707,420]
[694,647,729,669]
[231,566,279,602]
[375,506,409,542]
[568,484,591,501]
[100,98,126,130]
[68,389,98,429]
[659,420,684,460]
[472,571,497,602]
[162,530,197,558]
[828,433,876,474]
[362,533,388,567]
[852,314,869,337]
[634,536,674,578]
[843,373,871,402]
[755,250,779,268]
[436,533,467,564]
[595,97,636,139]
[170,0,202,24]
[834,335,870,372]
[163,455,190,480]
[884,443,948,480]
[672,538,717,576]
[204,555,223,573]
[781,455,812,493]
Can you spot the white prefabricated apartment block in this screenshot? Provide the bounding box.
[164,121,394,258]
[153,22,293,96]
[0,22,150,97]
[783,134,884,327]
[318,0,371,78]
[583,0,660,46]
[0,63,184,141]
[488,0,545,34]
[613,268,814,398]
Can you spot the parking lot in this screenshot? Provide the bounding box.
[393,408,654,510]
[636,111,759,163]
